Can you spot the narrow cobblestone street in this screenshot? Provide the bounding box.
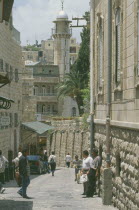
[0,168,117,210]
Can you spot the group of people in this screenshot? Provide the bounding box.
[65,149,101,198]
[0,149,57,198]
[81,149,101,198]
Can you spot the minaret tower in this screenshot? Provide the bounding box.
[52,1,72,80]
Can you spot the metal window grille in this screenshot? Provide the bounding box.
[115,8,121,83]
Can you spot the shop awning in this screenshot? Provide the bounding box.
[22,121,54,135]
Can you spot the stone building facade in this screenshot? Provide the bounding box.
[0,18,23,157]
[90,0,139,209]
[22,62,59,122]
[22,38,80,66]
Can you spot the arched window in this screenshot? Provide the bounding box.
[115,7,121,83]
[42,104,46,113]
[47,104,51,113]
[34,86,38,96]
[42,85,46,96]
[47,85,51,95]
[72,107,76,117]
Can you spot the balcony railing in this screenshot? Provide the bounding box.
[37,111,58,116]
[34,93,57,97]
[52,28,72,36]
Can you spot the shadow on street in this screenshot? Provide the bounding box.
[0,200,33,210]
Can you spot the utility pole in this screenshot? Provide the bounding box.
[106,0,112,167]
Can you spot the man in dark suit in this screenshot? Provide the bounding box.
[17,149,31,199]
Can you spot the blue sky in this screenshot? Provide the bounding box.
[13,0,90,46]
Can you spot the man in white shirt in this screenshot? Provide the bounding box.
[81,150,93,196]
[48,151,56,176]
[65,153,72,168]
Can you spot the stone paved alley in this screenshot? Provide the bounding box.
[0,168,117,210]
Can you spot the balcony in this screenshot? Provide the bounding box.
[52,28,72,36]
[36,112,58,121]
[34,93,57,103]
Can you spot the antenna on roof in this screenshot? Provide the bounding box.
[61,0,64,10]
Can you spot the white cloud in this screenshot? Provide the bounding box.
[13,0,90,45]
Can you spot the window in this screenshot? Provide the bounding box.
[138,3,139,75]
[34,86,38,95]
[42,105,46,113]
[15,69,19,82]
[5,63,9,72]
[72,107,76,116]
[10,113,13,127]
[14,113,18,127]
[98,18,103,88]
[47,86,51,95]
[10,66,13,81]
[52,86,55,94]
[0,59,4,71]
[42,86,46,96]
[70,47,76,53]
[47,104,51,113]
[115,8,121,83]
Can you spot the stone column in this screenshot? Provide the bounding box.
[102,168,112,205]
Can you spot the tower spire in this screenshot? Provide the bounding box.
[61,0,64,10]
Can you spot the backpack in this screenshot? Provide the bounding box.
[50,157,55,164]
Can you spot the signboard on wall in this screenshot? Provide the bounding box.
[0,116,10,126]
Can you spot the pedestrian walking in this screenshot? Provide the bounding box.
[73,155,82,182]
[44,152,50,173]
[48,151,56,176]
[18,149,31,199]
[0,150,7,194]
[65,153,72,168]
[12,152,22,187]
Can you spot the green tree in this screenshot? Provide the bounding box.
[57,12,90,116]
[57,68,84,115]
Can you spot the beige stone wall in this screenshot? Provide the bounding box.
[94,124,139,210]
[0,21,23,158]
[47,120,90,167]
[93,0,139,122]
[91,0,139,209]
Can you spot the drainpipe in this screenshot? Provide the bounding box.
[106,0,112,167]
[90,0,95,154]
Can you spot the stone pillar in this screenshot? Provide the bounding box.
[102,168,112,205]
